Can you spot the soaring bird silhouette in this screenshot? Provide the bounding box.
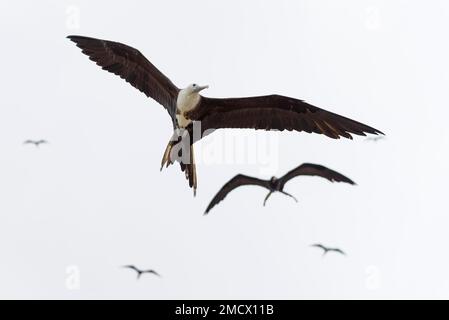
[68,35,383,195]
[204,163,355,214]
[23,140,48,147]
[122,265,161,279]
[365,136,385,142]
[310,244,346,256]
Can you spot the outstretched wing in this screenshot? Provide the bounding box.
[68,35,179,123]
[310,243,326,251]
[188,95,383,140]
[205,174,271,214]
[122,265,139,272]
[332,248,346,255]
[278,163,355,189]
[143,270,161,277]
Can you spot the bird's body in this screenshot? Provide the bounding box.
[176,86,205,128]
[68,35,383,195]
[122,265,161,279]
[204,163,355,214]
[23,140,48,147]
[310,244,346,256]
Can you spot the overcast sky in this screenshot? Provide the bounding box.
[1,0,449,299]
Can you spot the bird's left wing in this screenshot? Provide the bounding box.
[68,35,180,123]
[205,174,271,214]
[278,163,355,189]
[333,249,346,255]
[144,270,161,277]
[188,95,383,140]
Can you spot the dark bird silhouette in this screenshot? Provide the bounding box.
[365,136,385,142]
[204,163,355,214]
[23,140,48,147]
[310,244,346,256]
[68,35,383,195]
[122,265,161,279]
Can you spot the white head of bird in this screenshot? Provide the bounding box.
[176,83,209,127]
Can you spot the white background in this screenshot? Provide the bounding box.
[0,0,448,299]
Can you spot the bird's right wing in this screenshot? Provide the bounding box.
[279,163,355,189]
[68,36,180,123]
[145,270,161,277]
[205,174,271,214]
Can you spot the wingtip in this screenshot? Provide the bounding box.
[66,35,79,41]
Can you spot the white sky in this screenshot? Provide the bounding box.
[1,0,449,299]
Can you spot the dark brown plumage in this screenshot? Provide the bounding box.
[67,35,179,125]
[187,95,383,141]
[68,35,383,194]
[204,163,355,214]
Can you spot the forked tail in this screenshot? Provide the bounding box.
[161,139,197,196]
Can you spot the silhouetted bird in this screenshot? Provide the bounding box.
[310,244,346,256]
[68,35,383,195]
[23,140,48,147]
[205,163,355,214]
[365,136,385,142]
[122,265,161,279]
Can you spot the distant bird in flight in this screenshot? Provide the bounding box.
[310,244,346,256]
[365,136,385,142]
[122,265,161,279]
[204,163,355,214]
[68,35,383,195]
[23,140,48,147]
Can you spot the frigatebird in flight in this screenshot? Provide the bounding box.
[310,244,346,256]
[122,265,161,279]
[23,140,48,147]
[68,35,383,195]
[204,163,355,214]
[365,136,385,142]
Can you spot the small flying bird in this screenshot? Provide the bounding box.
[310,244,346,256]
[23,140,48,147]
[122,265,161,279]
[365,136,385,142]
[204,163,355,214]
[68,35,383,195]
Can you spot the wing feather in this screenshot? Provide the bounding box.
[188,95,383,140]
[279,163,355,189]
[67,35,179,122]
[205,174,271,214]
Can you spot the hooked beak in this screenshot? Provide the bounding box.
[196,85,209,92]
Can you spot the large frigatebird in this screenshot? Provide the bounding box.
[23,140,48,147]
[122,265,161,279]
[204,163,355,214]
[310,244,346,256]
[68,36,383,195]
